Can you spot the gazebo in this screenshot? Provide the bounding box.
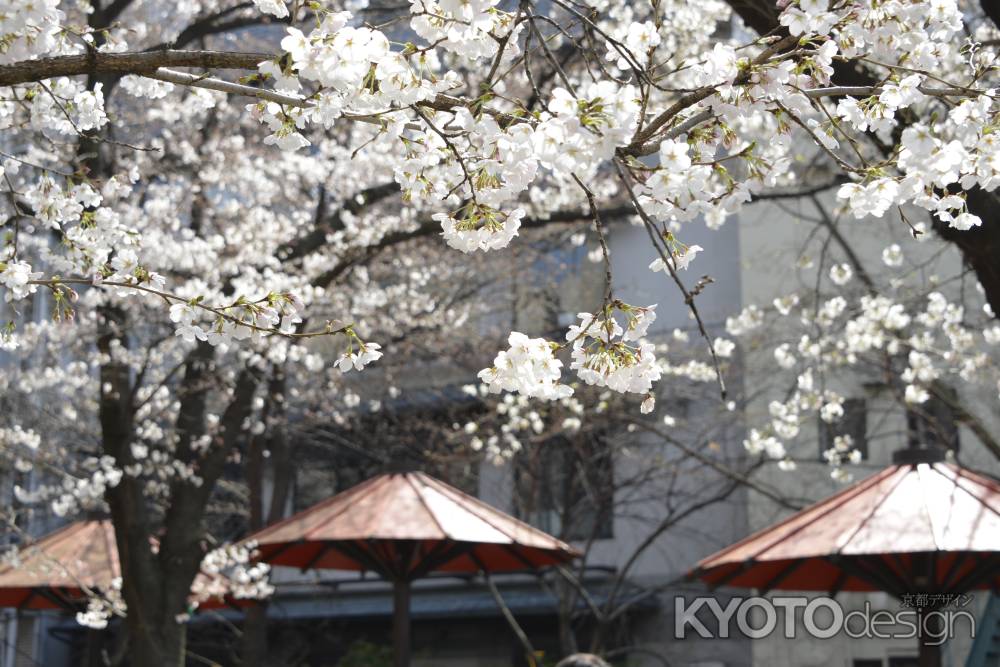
[247,470,579,667]
[690,446,1000,667]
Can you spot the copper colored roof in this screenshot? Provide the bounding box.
[691,463,1000,595]
[248,472,579,578]
[0,520,239,611]
[0,520,119,609]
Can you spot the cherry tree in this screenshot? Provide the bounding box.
[0,0,999,664]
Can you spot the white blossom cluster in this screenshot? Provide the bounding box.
[0,261,40,302]
[168,292,303,346]
[477,303,665,406]
[567,307,661,398]
[76,577,126,630]
[410,0,522,60]
[823,435,864,483]
[195,542,274,603]
[253,11,443,148]
[773,0,999,228]
[0,425,41,451]
[29,79,108,136]
[0,0,995,404]
[0,0,66,65]
[732,267,999,480]
[478,332,573,401]
[17,456,122,517]
[334,337,383,373]
[461,386,586,465]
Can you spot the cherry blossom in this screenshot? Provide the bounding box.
[0,261,41,302]
[335,341,383,373]
[478,332,573,401]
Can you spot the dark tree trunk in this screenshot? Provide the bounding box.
[83,5,182,661]
[242,367,291,667]
[554,564,580,656]
[242,426,269,667]
[100,339,257,665]
[76,4,264,666]
[243,423,268,667]
[123,621,187,667]
[241,603,270,667]
[935,188,1000,317]
[264,368,293,528]
[101,342,209,667]
[82,628,103,667]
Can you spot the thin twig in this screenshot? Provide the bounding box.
[27,277,350,340]
[613,159,728,400]
[571,173,613,304]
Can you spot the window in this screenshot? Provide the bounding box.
[514,434,614,541]
[906,386,960,453]
[820,398,868,460]
[887,658,918,667]
[853,660,883,667]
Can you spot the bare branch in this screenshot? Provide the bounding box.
[0,50,270,87]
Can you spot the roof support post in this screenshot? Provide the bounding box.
[392,577,411,667]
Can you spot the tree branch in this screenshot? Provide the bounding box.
[0,50,270,87]
[311,204,635,288]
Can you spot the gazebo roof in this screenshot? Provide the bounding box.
[0,520,239,610]
[0,521,118,609]
[691,462,1000,595]
[250,471,579,578]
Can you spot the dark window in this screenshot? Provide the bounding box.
[888,658,918,667]
[663,395,692,421]
[906,387,960,453]
[853,660,883,667]
[515,435,614,541]
[820,398,868,460]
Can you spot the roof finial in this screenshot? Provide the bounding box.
[892,443,947,465]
